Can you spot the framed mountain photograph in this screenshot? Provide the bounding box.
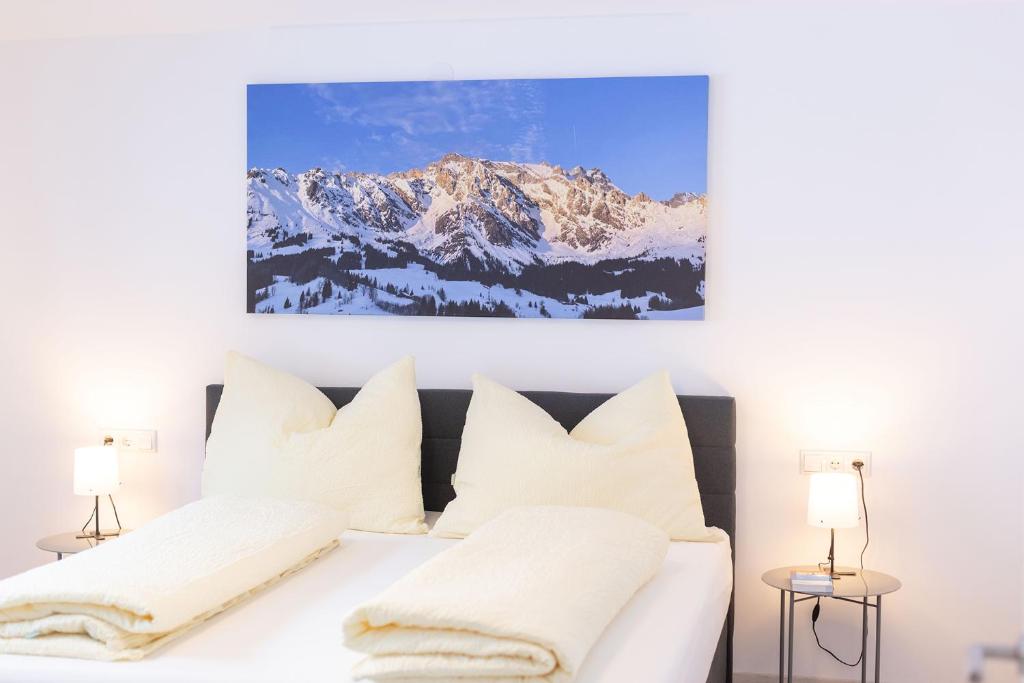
[246,76,708,320]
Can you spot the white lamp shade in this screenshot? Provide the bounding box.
[806,472,859,529]
[73,446,121,496]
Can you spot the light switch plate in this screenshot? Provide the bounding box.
[102,429,157,453]
[800,450,871,476]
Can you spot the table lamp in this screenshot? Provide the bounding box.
[74,437,123,540]
[806,472,859,578]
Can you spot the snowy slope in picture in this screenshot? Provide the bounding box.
[246,76,709,320]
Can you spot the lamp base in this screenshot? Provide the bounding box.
[828,569,858,579]
[78,495,123,541]
[821,528,859,579]
[75,530,122,541]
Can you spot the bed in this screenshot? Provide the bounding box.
[0,385,736,683]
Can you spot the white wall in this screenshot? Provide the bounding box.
[1,2,1021,681]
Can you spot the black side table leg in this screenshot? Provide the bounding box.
[779,590,785,683]
[861,597,868,683]
[56,552,62,561]
[788,590,795,683]
[875,596,882,683]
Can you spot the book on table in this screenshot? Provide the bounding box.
[790,570,833,594]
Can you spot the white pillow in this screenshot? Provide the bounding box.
[431,371,710,541]
[202,353,427,534]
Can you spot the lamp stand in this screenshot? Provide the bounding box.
[76,495,122,541]
[825,527,857,579]
[823,528,831,577]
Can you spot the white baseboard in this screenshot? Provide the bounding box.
[735,674,852,683]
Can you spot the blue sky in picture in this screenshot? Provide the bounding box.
[247,75,708,199]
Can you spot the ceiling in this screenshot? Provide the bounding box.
[0,0,702,43]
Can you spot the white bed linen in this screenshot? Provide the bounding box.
[0,497,348,661]
[346,506,672,682]
[0,516,732,683]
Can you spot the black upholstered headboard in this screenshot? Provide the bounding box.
[204,385,736,683]
[204,386,735,535]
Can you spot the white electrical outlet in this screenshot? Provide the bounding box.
[102,429,157,453]
[800,450,871,476]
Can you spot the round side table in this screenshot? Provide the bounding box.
[762,565,901,683]
[36,531,126,560]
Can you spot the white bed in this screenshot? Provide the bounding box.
[0,516,732,683]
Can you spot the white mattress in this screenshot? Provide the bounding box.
[0,516,732,683]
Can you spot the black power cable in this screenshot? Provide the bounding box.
[79,495,124,535]
[80,505,96,534]
[108,494,123,530]
[812,598,863,666]
[855,463,869,572]
[812,460,870,667]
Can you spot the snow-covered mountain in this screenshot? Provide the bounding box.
[246,154,707,319]
[246,153,706,274]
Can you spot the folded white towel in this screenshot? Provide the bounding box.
[0,495,347,660]
[343,505,669,682]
